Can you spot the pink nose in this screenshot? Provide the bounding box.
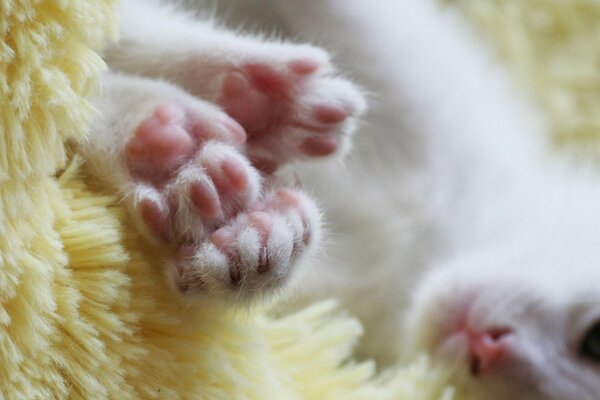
[468,328,513,376]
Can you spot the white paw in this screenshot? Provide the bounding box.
[125,102,261,243]
[215,44,367,173]
[172,189,321,300]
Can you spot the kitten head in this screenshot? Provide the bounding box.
[404,240,600,400]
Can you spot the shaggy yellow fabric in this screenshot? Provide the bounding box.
[0,0,116,397]
[0,1,453,399]
[445,0,600,152]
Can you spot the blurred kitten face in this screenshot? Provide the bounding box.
[404,247,600,400]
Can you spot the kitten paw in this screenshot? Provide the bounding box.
[126,103,261,242]
[217,48,366,173]
[172,189,320,299]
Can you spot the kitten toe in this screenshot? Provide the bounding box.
[126,104,195,182]
[173,189,320,301]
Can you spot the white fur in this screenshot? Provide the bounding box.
[205,0,600,399]
[79,0,600,397]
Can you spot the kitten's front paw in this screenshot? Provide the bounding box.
[126,103,261,242]
[173,189,320,300]
[217,46,366,173]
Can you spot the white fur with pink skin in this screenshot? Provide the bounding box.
[78,0,364,302]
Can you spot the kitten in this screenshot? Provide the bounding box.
[208,0,600,399]
[76,0,365,302]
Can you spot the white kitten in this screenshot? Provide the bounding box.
[209,0,600,399]
[80,0,600,398]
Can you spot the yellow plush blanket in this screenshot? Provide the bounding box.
[447,0,600,151]
[1,0,596,399]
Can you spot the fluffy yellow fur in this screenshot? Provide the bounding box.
[0,0,115,397]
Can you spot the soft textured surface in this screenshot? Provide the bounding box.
[2,0,596,398]
[446,0,600,152]
[0,1,453,399]
[0,0,116,397]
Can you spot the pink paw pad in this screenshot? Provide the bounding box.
[189,180,222,219]
[211,210,273,253]
[269,189,313,245]
[188,155,251,220]
[126,104,249,186]
[126,104,194,174]
[218,157,250,193]
[312,104,348,125]
[301,136,338,157]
